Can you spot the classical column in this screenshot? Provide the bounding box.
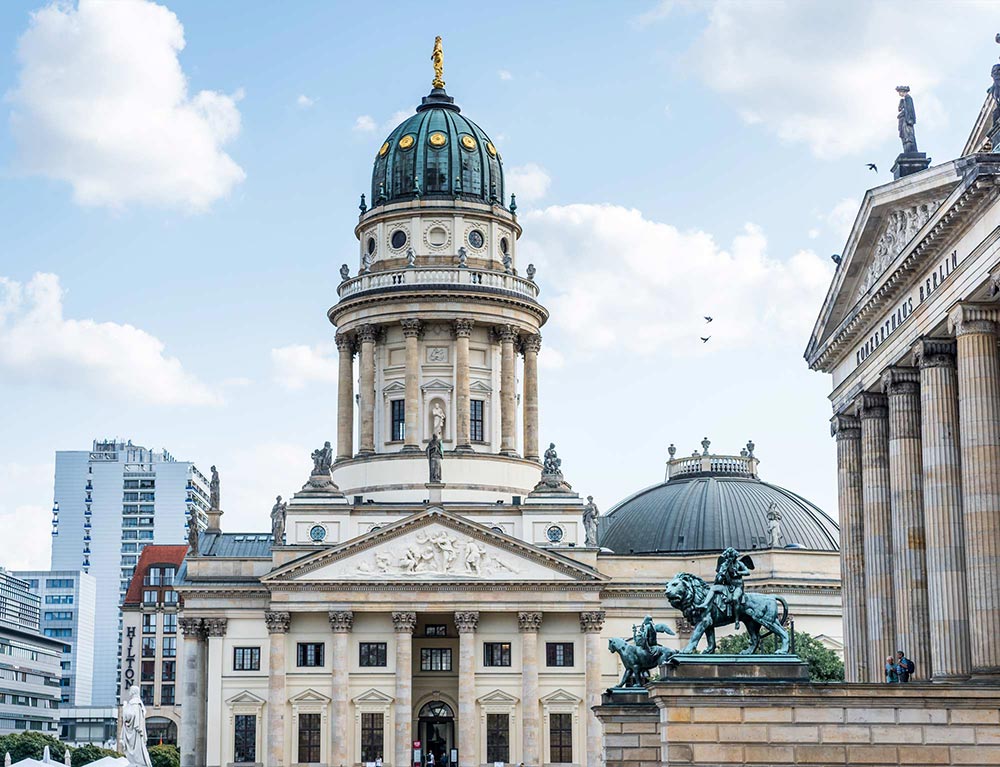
[498,325,518,456]
[453,319,474,451]
[518,612,542,766]
[392,612,417,767]
[915,338,972,680]
[580,611,606,767]
[859,391,895,681]
[402,319,422,451]
[950,304,1000,676]
[179,617,205,767]
[336,333,355,461]
[454,611,479,767]
[266,611,291,767]
[203,618,228,767]
[329,611,353,767]
[522,334,541,462]
[881,367,931,678]
[357,324,378,456]
[832,414,867,682]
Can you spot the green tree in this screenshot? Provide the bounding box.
[70,743,121,767]
[0,732,66,763]
[717,630,845,682]
[148,744,180,767]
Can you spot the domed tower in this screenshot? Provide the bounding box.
[329,39,548,503]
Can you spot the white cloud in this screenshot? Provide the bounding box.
[681,0,994,159]
[0,273,219,405]
[271,342,338,390]
[520,204,832,356]
[7,0,245,212]
[498,69,513,81]
[353,114,376,132]
[507,163,551,203]
[808,228,820,239]
[218,441,311,531]
[297,94,316,108]
[0,462,56,570]
[383,110,412,130]
[826,197,861,243]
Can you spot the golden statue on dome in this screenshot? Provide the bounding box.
[431,35,445,89]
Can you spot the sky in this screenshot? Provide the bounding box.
[1,0,998,570]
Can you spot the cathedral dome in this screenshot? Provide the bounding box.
[599,441,839,555]
[370,87,505,208]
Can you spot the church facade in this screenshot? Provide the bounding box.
[178,44,842,767]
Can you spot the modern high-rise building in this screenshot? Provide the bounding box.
[13,571,97,707]
[0,569,62,736]
[50,439,209,705]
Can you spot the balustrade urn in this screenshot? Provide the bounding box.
[832,414,866,683]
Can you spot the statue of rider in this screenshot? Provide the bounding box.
[695,547,753,629]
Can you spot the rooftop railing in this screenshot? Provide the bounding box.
[338,267,539,301]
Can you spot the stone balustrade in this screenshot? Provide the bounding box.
[338,266,540,300]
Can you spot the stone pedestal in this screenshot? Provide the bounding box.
[891,151,931,180]
[425,482,444,504]
[659,654,810,682]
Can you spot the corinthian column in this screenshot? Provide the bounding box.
[498,326,519,456]
[179,617,205,767]
[453,319,474,452]
[203,618,227,767]
[454,611,479,767]
[329,611,353,767]
[580,611,606,767]
[519,612,542,766]
[859,392,895,681]
[336,333,355,461]
[357,325,378,456]
[392,612,417,767]
[402,319,422,451]
[915,338,972,680]
[882,367,931,677]
[522,334,541,462]
[265,611,291,767]
[950,304,1000,676]
[832,414,866,682]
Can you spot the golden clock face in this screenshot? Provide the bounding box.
[461,135,477,150]
[486,141,497,157]
[429,132,447,147]
[398,135,415,150]
[378,141,390,157]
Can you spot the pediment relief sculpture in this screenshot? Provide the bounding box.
[357,529,518,578]
[856,196,945,299]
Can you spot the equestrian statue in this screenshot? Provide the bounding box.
[607,615,676,687]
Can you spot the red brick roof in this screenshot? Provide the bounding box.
[123,545,188,605]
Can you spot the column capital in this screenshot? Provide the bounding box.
[831,413,861,440]
[522,333,542,354]
[335,332,355,353]
[454,611,479,633]
[392,611,417,634]
[579,611,605,633]
[328,610,354,633]
[949,303,999,338]
[858,391,888,420]
[178,616,205,638]
[357,324,379,344]
[495,324,519,344]
[452,318,474,338]
[401,318,422,338]
[518,611,543,632]
[880,366,920,396]
[913,337,956,369]
[203,617,228,637]
[264,610,291,634]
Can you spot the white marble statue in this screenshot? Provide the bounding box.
[767,502,784,549]
[432,403,446,438]
[119,685,153,767]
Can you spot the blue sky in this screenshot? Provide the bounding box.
[1,0,997,569]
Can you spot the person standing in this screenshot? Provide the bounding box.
[896,650,915,682]
[884,655,899,683]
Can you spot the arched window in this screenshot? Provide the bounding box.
[418,700,454,719]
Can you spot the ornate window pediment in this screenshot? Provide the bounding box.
[420,378,454,393]
[382,380,406,396]
[469,380,493,394]
[477,689,518,706]
[353,688,394,706]
[540,688,581,707]
[226,690,266,707]
[290,688,331,706]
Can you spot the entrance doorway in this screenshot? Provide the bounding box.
[417,700,455,766]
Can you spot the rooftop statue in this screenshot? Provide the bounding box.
[431,35,445,89]
[582,495,599,546]
[427,433,443,483]
[896,86,918,153]
[271,496,287,545]
[311,441,334,475]
[187,518,199,554]
[209,465,220,509]
[664,547,790,654]
[607,615,676,687]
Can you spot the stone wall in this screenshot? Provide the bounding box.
[595,683,1000,767]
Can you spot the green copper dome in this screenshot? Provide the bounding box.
[370,88,505,207]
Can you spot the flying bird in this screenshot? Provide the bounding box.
[700,336,711,343]
[866,163,878,172]
[704,316,713,323]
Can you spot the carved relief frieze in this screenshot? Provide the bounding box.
[356,530,518,578]
[856,196,945,299]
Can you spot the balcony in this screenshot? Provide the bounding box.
[338,266,540,301]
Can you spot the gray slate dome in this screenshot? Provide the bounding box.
[599,442,839,555]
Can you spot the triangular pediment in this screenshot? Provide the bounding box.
[226,690,266,706]
[290,688,330,704]
[477,689,518,705]
[541,688,581,705]
[420,378,453,392]
[469,380,493,393]
[353,688,394,705]
[382,380,406,395]
[263,508,606,584]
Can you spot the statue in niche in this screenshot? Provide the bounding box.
[432,402,447,438]
[582,495,599,546]
[896,86,918,153]
[766,502,783,549]
[119,685,153,767]
[311,441,334,475]
[427,433,443,483]
[209,466,220,509]
[271,496,287,544]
